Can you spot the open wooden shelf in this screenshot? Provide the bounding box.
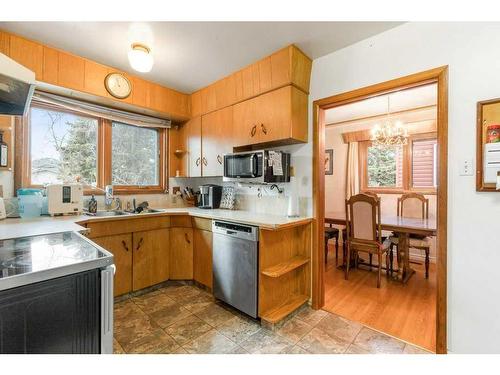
[261,256,310,278]
[260,294,309,324]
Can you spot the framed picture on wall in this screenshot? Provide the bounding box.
[325,149,334,175]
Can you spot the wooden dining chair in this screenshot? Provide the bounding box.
[324,225,339,264]
[389,193,432,278]
[345,193,390,288]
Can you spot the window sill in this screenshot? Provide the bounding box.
[362,189,437,196]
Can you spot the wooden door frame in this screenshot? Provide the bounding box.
[311,66,448,354]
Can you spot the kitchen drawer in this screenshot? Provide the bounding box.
[170,215,193,228]
[192,217,212,231]
[85,216,171,238]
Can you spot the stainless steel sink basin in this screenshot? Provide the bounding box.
[85,210,132,217]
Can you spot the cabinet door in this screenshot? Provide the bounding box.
[256,86,291,143]
[132,229,170,291]
[201,106,233,177]
[232,97,257,148]
[92,234,133,297]
[193,229,213,289]
[58,51,85,91]
[9,35,43,79]
[185,117,202,177]
[169,227,194,279]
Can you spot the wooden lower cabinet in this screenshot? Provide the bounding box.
[132,229,170,291]
[193,229,213,288]
[92,234,133,297]
[169,227,194,279]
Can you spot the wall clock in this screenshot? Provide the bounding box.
[104,73,132,99]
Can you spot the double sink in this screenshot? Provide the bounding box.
[84,208,165,217]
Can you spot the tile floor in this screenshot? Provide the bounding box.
[113,281,431,354]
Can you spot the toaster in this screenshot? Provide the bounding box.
[46,184,84,216]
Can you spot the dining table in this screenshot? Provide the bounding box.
[324,211,437,283]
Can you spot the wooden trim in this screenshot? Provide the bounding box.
[18,104,167,195]
[312,66,448,353]
[358,134,437,194]
[476,97,500,191]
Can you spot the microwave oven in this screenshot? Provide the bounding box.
[223,150,290,184]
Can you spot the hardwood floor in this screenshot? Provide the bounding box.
[323,244,436,352]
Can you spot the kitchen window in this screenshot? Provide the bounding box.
[18,103,167,194]
[359,133,437,193]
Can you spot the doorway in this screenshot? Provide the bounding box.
[311,67,448,354]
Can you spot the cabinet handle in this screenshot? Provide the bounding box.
[260,123,267,135]
[196,157,201,166]
[184,233,191,244]
[121,240,129,252]
[202,157,208,166]
[250,124,257,137]
[217,155,222,165]
[136,237,144,251]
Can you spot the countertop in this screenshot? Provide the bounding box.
[0,207,312,240]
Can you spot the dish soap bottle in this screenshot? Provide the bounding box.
[88,195,98,214]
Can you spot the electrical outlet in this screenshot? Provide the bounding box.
[459,159,474,176]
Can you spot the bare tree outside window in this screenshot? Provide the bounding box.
[111,122,159,186]
[30,107,98,186]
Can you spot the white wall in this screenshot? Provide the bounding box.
[309,22,500,353]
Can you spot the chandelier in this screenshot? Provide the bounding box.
[371,96,408,147]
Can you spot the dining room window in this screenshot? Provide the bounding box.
[360,133,437,193]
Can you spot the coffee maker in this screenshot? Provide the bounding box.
[198,184,223,209]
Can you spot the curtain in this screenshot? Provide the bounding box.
[32,91,171,128]
[346,141,359,200]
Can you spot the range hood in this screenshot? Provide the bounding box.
[0,52,36,116]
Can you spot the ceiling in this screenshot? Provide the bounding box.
[325,83,437,125]
[0,22,402,93]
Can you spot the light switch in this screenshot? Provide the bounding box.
[459,159,474,176]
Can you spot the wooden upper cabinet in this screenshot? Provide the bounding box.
[258,57,273,94]
[234,85,308,148]
[0,31,9,55]
[84,60,110,98]
[188,45,311,117]
[201,86,216,114]
[185,116,202,177]
[58,51,85,91]
[233,96,257,148]
[9,35,43,79]
[42,46,59,85]
[130,76,148,108]
[201,106,233,177]
[241,64,260,100]
[191,90,202,117]
[270,47,291,89]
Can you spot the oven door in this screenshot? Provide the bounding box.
[223,152,263,182]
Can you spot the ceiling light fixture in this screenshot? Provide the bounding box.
[371,95,408,147]
[128,43,154,73]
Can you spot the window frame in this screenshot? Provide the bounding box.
[359,132,437,195]
[17,102,167,195]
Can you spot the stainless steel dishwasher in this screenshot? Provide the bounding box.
[212,220,259,318]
